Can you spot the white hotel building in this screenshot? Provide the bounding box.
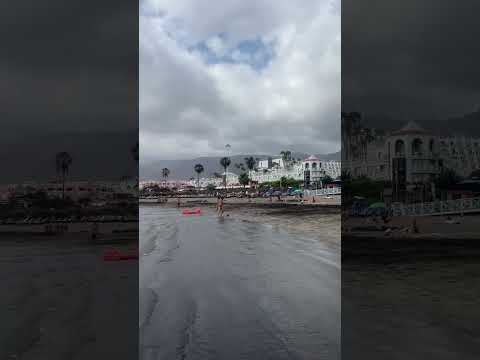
[249,156,341,185]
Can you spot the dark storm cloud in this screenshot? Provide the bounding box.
[0,1,138,182]
[342,0,480,121]
[0,1,138,139]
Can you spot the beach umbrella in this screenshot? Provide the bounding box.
[368,202,386,209]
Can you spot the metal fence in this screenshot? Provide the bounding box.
[391,197,480,216]
[304,187,341,196]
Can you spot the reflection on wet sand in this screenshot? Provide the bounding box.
[140,205,340,360]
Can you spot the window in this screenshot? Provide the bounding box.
[395,139,405,155]
[412,138,423,155]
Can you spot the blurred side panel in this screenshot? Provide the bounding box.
[0,1,138,359]
[342,1,480,359]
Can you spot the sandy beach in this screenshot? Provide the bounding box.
[140,205,340,359]
[156,197,341,247]
[344,213,480,242]
[0,227,138,359]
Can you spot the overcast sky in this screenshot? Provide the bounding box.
[1,1,138,182]
[343,0,480,123]
[1,1,137,143]
[140,0,340,162]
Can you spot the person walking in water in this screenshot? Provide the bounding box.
[216,195,225,217]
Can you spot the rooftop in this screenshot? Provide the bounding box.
[304,155,320,162]
[391,121,430,136]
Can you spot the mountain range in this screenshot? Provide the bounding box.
[140,151,341,181]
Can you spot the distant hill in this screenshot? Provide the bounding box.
[140,151,341,180]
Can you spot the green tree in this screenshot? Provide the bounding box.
[322,175,334,184]
[220,157,231,191]
[433,168,462,199]
[194,163,204,188]
[239,172,250,189]
[55,151,72,201]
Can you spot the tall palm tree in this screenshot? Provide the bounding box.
[280,150,292,168]
[220,157,231,191]
[244,156,256,174]
[194,164,204,188]
[161,168,170,188]
[55,152,72,201]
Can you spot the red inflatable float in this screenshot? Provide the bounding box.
[103,249,138,261]
[182,208,202,216]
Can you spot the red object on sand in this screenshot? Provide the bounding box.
[182,208,202,216]
[103,249,138,261]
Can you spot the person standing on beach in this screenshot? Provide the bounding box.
[217,196,225,217]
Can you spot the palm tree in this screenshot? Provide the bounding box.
[55,152,72,201]
[244,156,256,174]
[239,172,249,190]
[280,150,292,168]
[220,157,231,191]
[161,168,170,188]
[194,164,204,189]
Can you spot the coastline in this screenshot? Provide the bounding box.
[142,199,341,247]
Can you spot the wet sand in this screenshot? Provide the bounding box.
[343,234,480,360]
[140,205,340,359]
[344,213,480,241]
[0,231,138,359]
[160,198,340,248]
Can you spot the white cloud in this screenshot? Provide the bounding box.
[140,0,340,161]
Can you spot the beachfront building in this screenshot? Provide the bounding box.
[342,112,480,201]
[303,155,326,187]
[249,164,304,183]
[188,172,240,189]
[342,118,480,181]
[5,180,137,204]
[249,155,341,185]
[257,157,285,170]
[140,180,191,190]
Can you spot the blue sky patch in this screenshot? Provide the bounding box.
[189,35,276,71]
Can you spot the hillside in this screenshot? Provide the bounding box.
[140,151,341,180]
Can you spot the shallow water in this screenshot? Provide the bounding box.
[140,206,340,360]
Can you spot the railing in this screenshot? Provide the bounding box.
[390,197,480,216]
[304,187,341,196]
